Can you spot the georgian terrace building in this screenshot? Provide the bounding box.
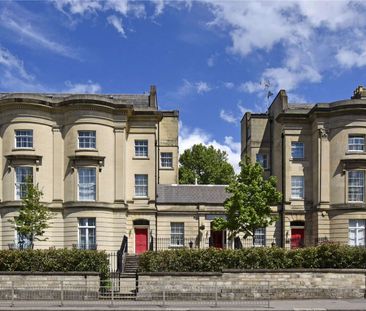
[241,85,366,247]
[0,86,182,253]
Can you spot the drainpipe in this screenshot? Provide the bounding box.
[154,97,160,252]
[280,132,286,248]
[269,117,273,176]
[197,204,200,248]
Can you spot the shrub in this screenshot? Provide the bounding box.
[0,249,109,279]
[139,243,366,272]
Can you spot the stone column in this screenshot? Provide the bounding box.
[114,128,125,202]
[52,127,63,201]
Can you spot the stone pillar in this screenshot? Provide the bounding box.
[114,128,125,202]
[52,127,63,201]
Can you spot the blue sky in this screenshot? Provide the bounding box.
[1,1,366,171]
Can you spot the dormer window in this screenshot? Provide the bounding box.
[15,130,33,149]
[78,131,96,149]
[348,135,364,152]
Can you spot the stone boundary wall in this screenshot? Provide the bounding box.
[138,269,366,299]
[0,272,101,300]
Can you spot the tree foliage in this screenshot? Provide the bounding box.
[9,180,53,249]
[179,144,235,184]
[212,157,282,242]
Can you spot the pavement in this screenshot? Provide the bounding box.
[0,299,365,311]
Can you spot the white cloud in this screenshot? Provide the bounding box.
[63,80,102,93]
[195,81,211,94]
[237,103,253,115]
[153,0,165,16]
[220,109,237,124]
[0,47,46,92]
[204,1,366,94]
[336,46,366,68]
[238,81,262,93]
[177,79,212,96]
[0,5,78,59]
[207,54,216,67]
[179,122,241,172]
[54,0,102,15]
[223,82,234,89]
[107,15,126,37]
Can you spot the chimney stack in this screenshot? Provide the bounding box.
[149,85,157,108]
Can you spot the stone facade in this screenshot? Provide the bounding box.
[0,87,183,253]
[241,85,366,247]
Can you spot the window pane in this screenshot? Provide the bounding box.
[256,154,268,168]
[78,168,96,201]
[254,228,266,246]
[171,223,184,246]
[348,171,364,202]
[135,174,148,196]
[78,218,96,250]
[348,135,364,152]
[349,220,365,246]
[15,130,33,148]
[291,142,304,159]
[161,152,173,168]
[15,167,33,200]
[78,131,96,149]
[291,176,304,199]
[135,140,148,157]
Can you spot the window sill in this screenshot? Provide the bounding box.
[160,167,174,170]
[290,158,305,161]
[12,148,35,152]
[75,149,98,153]
[345,151,366,155]
[290,198,304,201]
[133,157,150,160]
[133,196,149,200]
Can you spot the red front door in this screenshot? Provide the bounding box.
[291,228,304,249]
[135,228,148,254]
[211,230,223,248]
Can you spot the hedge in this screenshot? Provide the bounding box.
[0,249,109,279]
[139,243,366,272]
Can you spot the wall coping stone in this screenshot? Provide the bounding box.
[0,272,100,276]
[223,269,366,273]
[138,272,222,277]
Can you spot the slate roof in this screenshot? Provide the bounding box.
[157,184,229,204]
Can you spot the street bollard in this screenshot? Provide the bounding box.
[60,281,64,307]
[11,281,14,307]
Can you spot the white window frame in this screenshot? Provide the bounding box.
[135,140,148,157]
[349,219,365,246]
[348,170,365,202]
[291,142,304,160]
[170,222,184,247]
[256,153,268,169]
[161,152,173,168]
[254,227,266,246]
[135,174,148,197]
[78,131,96,149]
[14,230,32,249]
[15,167,33,200]
[78,167,96,201]
[291,176,304,199]
[348,135,365,152]
[15,130,33,149]
[78,218,96,250]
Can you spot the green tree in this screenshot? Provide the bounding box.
[9,179,53,249]
[212,157,282,245]
[179,144,235,184]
